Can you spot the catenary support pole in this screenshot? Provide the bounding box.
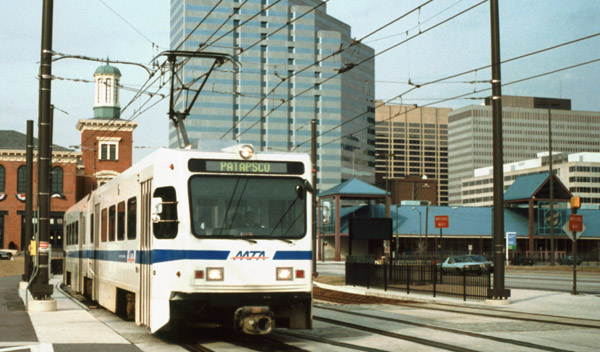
[31,0,54,299]
[23,121,34,282]
[311,119,317,274]
[488,0,510,299]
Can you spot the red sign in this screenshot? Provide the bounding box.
[569,215,583,232]
[435,215,449,229]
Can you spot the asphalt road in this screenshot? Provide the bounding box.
[316,262,600,295]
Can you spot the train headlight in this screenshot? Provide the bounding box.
[207,268,224,281]
[276,267,293,281]
[239,145,254,159]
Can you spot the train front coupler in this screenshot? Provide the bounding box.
[233,306,274,335]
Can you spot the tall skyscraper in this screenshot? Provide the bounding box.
[448,96,600,205]
[170,0,375,192]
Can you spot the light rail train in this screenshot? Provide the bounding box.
[63,144,313,334]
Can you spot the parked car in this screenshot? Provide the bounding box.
[559,255,583,266]
[440,254,493,273]
[0,251,13,260]
[511,256,534,266]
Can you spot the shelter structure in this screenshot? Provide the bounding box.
[504,173,573,260]
[318,179,389,261]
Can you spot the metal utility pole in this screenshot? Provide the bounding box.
[23,121,34,282]
[488,0,510,300]
[311,119,317,274]
[538,99,560,265]
[31,0,54,299]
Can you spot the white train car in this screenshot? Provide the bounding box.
[64,144,313,334]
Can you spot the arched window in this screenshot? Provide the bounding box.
[17,166,26,194]
[105,78,112,103]
[97,78,103,103]
[51,166,63,194]
[0,165,5,192]
[115,79,119,104]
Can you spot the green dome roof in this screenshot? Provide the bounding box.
[94,63,121,76]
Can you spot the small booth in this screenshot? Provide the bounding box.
[317,179,390,261]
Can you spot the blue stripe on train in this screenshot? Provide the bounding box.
[64,249,312,263]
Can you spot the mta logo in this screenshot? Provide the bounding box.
[232,251,269,260]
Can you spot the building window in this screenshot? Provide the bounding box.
[51,166,63,194]
[0,165,4,192]
[261,21,267,28]
[99,141,118,161]
[96,78,102,103]
[17,166,26,194]
[105,78,112,104]
[288,46,294,54]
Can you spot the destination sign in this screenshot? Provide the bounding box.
[189,159,305,175]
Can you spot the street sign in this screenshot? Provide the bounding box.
[39,241,49,253]
[562,219,585,241]
[435,215,449,228]
[569,215,583,232]
[507,232,517,250]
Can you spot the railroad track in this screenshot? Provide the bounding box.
[314,285,600,329]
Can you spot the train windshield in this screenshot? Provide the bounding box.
[189,176,307,240]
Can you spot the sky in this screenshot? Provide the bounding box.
[1,0,599,162]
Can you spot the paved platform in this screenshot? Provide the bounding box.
[0,275,184,352]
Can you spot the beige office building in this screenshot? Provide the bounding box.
[448,96,600,205]
[375,101,451,205]
[462,152,600,206]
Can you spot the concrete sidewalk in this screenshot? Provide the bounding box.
[10,275,186,352]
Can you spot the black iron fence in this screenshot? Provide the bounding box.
[345,260,491,301]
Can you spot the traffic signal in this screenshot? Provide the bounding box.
[570,196,581,209]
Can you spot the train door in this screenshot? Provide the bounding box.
[93,204,100,301]
[78,212,85,293]
[139,179,153,327]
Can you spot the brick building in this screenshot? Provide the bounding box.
[0,131,79,250]
[0,63,136,250]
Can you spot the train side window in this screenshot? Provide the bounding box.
[81,216,86,245]
[117,201,125,241]
[101,208,108,242]
[127,197,137,240]
[109,205,116,241]
[152,186,178,239]
[75,220,79,245]
[90,214,94,244]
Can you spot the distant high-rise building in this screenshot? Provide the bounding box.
[169,0,375,192]
[448,96,600,205]
[375,102,450,205]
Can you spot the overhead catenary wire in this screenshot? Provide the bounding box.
[291,31,600,149]
[220,0,436,139]
[167,0,331,134]
[98,0,157,48]
[235,0,486,140]
[320,57,600,149]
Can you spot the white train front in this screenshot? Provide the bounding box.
[63,144,313,334]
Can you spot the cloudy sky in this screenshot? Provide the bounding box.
[1,0,598,161]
